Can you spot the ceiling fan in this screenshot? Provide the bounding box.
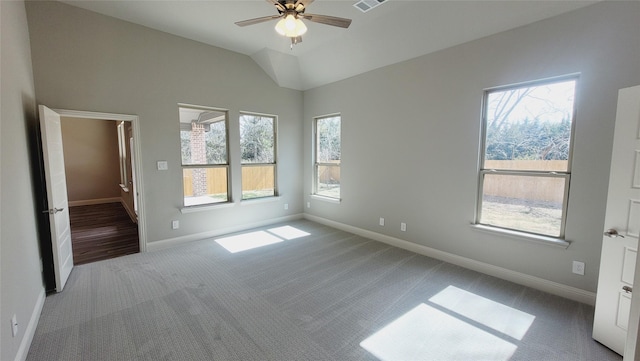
[235,0,352,47]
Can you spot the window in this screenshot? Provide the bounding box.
[117,121,129,188]
[314,114,341,199]
[179,105,230,206]
[477,76,577,238]
[239,112,277,200]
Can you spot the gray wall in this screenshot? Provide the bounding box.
[303,1,640,292]
[25,1,305,245]
[61,118,121,203]
[0,1,45,360]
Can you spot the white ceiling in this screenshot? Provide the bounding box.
[60,0,598,90]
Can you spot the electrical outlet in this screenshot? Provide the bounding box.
[307,202,311,208]
[171,220,179,230]
[11,315,17,337]
[284,203,289,210]
[401,222,407,232]
[379,217,385,226]
[572,261,585,275]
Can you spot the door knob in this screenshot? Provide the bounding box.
[604,228,625,238]
[623,285,633,293]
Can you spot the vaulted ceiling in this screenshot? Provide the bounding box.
[60,0,598,90]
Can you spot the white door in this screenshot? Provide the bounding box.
[39,105,74,292]
[593,85,640,355]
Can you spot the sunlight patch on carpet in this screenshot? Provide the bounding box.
[268,225,310,240]
[360,303,517,361]
[215,225,310,253]
[429,286,535,340]
[215,231,282,253]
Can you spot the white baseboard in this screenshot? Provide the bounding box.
[304,214,596,305]
[68,197,120,207]
[147,214,304,252]
[14,288,45,361]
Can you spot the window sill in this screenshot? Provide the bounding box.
[240,196,281,206]
[180,202,234,214]
[470,224,571,249]
[310,194,341,204]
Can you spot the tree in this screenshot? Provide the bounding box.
[485,83,574,161]
[240,115,274,163]
[317,117,340,162]
[205,121,227,164]
[180,130,191,163]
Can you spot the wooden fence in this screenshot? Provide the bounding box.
[483,160,568,203]
[183,165,274,196]
[185,160,566,202]
[317,160,567,203]
[318,165,340,184]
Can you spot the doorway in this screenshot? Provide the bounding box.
[38,108,146,291]
[61,116,139,264]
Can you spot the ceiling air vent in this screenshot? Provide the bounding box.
[353,0,387,13]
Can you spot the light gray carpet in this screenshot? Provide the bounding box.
[27,220,621,361]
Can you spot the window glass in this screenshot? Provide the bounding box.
[478,78,577,238]
[179,106,230,206]
[314,115,341,199]
[180,110,227,165]
[483,80,575,171]
[182,167,228,206]
[481,173,567,236]
[240,113,276,200]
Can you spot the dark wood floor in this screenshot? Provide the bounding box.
[69,202,139,265]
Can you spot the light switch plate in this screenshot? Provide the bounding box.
[157,161,168,171]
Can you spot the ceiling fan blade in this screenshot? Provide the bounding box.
[235,15,282,27]
[302,14,352,28]
[266,0,286,12]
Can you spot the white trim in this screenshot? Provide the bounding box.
[52,109,136,122]
[240,196,281,206]
[180,201,235,214]
[147,214,304,252]
[14,288,45,361]
[304,214,596,305]
[120,199,137,224]
[53,108,146,253]
[68,197,120,207]
[470,224,571,249]
[310,194,341,204]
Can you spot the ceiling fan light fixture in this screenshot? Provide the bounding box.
[275,14,307,38]
[294,18,307,36]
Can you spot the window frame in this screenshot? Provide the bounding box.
[239,111,278,200]
[313,113,342,201]
[178,104,231,207]
[117,121,129,190]
[475,75,579,239]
